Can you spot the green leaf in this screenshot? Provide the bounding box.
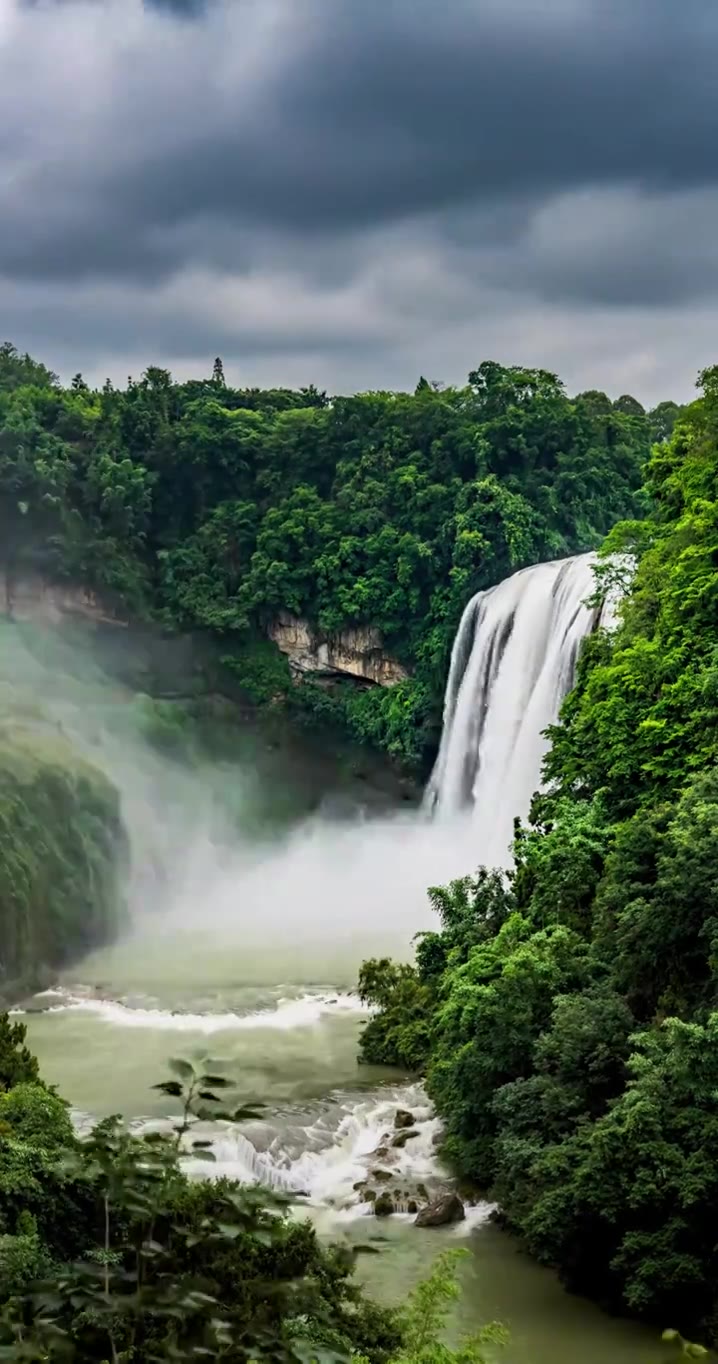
[168,1057,195,1081]
[152,1080,184,1098]
[232,1103,265,1122]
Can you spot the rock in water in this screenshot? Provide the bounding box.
[391,1128,419,1148]
[374,1192,394,1217]
[414,1193,465,1228]
[393,1109,414,1130]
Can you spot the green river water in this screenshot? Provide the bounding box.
[19,742,661,1364]
[5,618,661,1364]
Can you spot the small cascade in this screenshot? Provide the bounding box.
[425,553,613,866]
[184,1127,302,1194]
[180,1084,458,1213]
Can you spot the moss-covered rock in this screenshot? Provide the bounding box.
[0,726,127,989]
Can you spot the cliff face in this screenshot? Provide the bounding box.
[1,572,122,628]
[267,613,409,688]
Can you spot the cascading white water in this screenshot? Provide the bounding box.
[425,553,610,866]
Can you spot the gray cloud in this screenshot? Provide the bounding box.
[1,0,717,402]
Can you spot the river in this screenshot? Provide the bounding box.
[19,754,656,1364]
[7,573,659,1362]
[22,911,658,1364]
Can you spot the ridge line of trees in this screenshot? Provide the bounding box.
[0,341,667,768]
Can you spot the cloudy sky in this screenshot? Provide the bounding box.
[1,0,717,402]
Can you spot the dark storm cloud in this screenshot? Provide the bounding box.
[146,0,207,12]
[4,0,718,280]
[1,0,717,401]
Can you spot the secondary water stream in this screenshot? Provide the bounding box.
[9,559,657,1363]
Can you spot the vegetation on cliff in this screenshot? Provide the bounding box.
[0,723,126,992]
[0,343,657,768]
[358,368,718,1342]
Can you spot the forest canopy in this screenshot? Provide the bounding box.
[0,344,658,768]
[358,367,718,1343]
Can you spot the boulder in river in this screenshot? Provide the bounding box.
[372,1168,394,1183]
[374,1192,394,1217]
[394,1109,414,1130]
[414,1193,465,1228]
[391,1128,419,1149]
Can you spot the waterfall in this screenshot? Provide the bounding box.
[425,553,610,866]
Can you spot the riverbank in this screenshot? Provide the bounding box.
[16,930,658,1364]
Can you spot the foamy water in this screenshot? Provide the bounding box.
[71,1076,495,1228]
[23,987,368,1034]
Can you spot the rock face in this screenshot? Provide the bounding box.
[414,1193,465,1228]
[2,572,123,628]
[267,612,408,688]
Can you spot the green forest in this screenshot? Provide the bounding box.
[359,369,718,1342]
[1,340,716,1357]
[0,342,673,769]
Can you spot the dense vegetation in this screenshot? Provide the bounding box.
[0,342,662,769]
[0,722,126,994]
[358,368,718,1341]
[0,1018,506,1363]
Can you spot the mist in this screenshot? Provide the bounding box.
[0,555,607,987]
[0,608,465,980]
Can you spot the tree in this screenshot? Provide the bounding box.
[0,1015,40,1092]
[613,394,646,417]
[0,342,58,393]
[0,342,648,771]
[0,1054,401,1362]
[648,400,681,444]
[354,360,718,1343]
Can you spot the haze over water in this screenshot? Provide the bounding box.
[10,559,655,1364]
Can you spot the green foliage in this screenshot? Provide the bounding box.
[0,1051,402,1363]
[221,638,293,706]
[545,379,718,810]
[0,350,648,770]
[0,727,127,988]
[0,343,58,393]
[355,1250,507,1364]
[357,366,718,1344]
[0,1015,40,1091]
[0,1083,73,1148]
[358,958,433,1071]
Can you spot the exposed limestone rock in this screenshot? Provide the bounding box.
[414,1193,465,1228]
[393,1109,415,1129]
[1,572,123,628]
[267,612,408,687]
